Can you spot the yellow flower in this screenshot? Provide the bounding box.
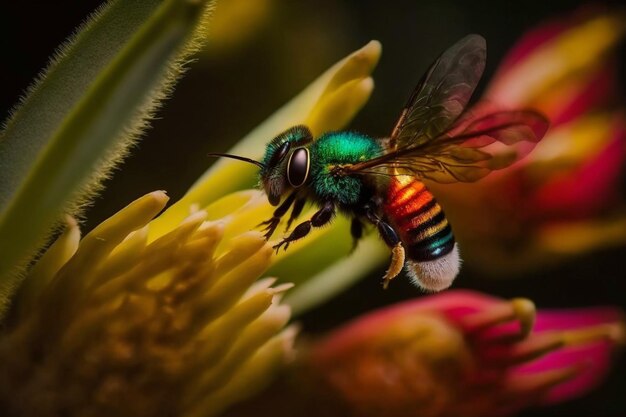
[0,191,295,417]
[0,41,381,417]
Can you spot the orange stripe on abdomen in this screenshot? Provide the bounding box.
[384,178,455,262]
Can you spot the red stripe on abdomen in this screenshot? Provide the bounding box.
[383,178,455,261]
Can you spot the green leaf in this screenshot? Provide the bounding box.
[0,0,215,312]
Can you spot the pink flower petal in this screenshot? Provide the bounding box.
[308,291,624,417]
[512,307,624,403]
[533,307,624,332]
[514,340,614,404]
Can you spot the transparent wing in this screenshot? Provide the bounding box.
[389,34,486,151]
[335,35,548,184]
[338,109,549,183]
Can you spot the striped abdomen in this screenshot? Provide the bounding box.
[383,178,455,262]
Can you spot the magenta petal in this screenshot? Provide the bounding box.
[533,307,624,333]
[514,341,614,404]
[543,342,613,404]
[512,307,623,403]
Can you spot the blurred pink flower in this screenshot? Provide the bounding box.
[307,290,624,417]
[431,11,626,274]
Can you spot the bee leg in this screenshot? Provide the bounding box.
[383,244,405,289]
[273,201,335,253]
[350,218,363,253]
[285,198,306,232]
[365,208,405,288]
[376,222,405,289]
[258,191,298,239]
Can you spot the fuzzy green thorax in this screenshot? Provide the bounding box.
[309,132,382,205]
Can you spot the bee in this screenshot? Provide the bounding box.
[210,35,548,291]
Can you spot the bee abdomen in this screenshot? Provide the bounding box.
[384,179,456,262]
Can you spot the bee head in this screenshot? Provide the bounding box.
[259,125,313,205]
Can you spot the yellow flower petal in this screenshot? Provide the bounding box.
[0,191,295,417]
[14,216,81,318]
[186,326,297,417]
[184,302,291,401]
[306,76,374,136]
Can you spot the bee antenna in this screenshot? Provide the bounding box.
[207,152,265,168]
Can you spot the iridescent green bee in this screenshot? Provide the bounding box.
[210,35,548,290]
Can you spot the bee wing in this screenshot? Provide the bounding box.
[338,108,549,183]
[335,34,548,184]
[389,34,487,151]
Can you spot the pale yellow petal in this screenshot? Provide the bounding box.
[91,225,149,286]
[193,290,276,368]
[31,191,168,314]
[194,233,273,322]
[77,190,169,261]
[184,326,297,417]
[3,191,294,417]
[91,207,208,303]
[306,77,375,136]
[184,303,292,404]
[15,216,81,318]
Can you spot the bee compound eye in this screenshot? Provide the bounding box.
[287,147,310,188]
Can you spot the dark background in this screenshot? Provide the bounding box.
[1,1,624,416]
